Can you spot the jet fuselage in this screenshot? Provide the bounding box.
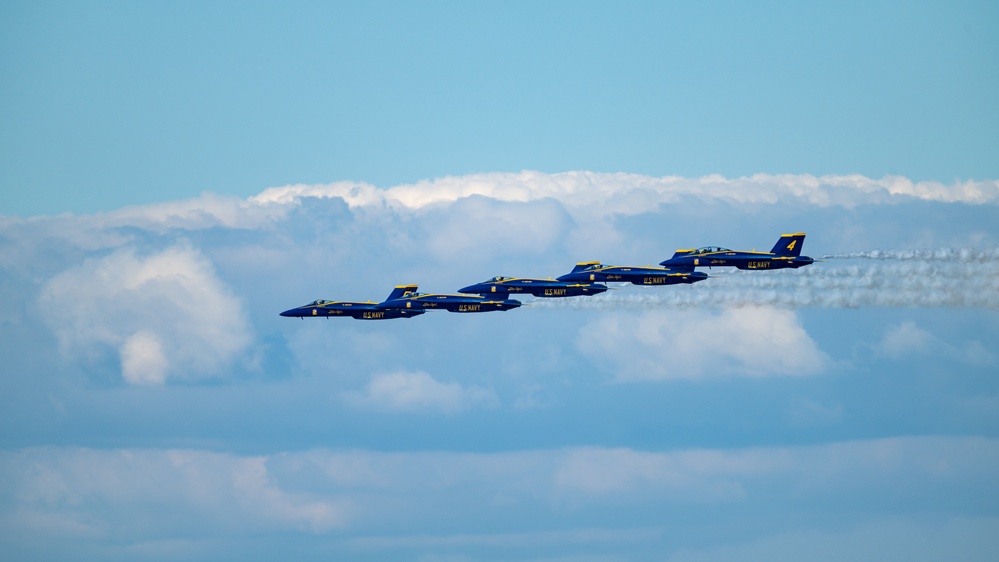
[279,300,425,320]
[378,292,522,313]
[557,263,708,286]
[458,276,608,298]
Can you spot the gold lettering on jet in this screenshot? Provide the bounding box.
[748,261,771,269]
[544,288,567,296]
[362,311,385,319]
[459,304,481,312]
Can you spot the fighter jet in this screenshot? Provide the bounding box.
[458,276,608,298]
[279,285,425,320]
[557,262,708,285]
[659,232,815,270]
[377,287,522,313]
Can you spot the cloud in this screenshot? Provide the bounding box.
[37,244,253,385]
[878,321,997,366]
[0,447,343,540]
[2,437,997,548]
[119,330,169,385]
[879,321,937,359]
[342,371,498,414]
[419,196,571,261]
[577,307,826,380]
[252,172,999,215]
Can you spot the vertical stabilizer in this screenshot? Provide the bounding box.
[771,233,806,257]
[385,284,418,301]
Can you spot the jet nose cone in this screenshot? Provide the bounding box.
[458,284,480,294]
[279,308,298,317]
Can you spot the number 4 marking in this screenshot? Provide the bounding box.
[786,240,797,251]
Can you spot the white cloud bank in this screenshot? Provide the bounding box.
[577,307,826,380]
[5,171,991,239]
[1,437,996,549]
[253,172,999,213]
[342,371,498,414]
[37,244,253,385]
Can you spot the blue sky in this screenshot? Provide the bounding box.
[2,1,997,216]
[2,2,999,561]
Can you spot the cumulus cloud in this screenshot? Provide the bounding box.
[37,244,253,385]
[419,196,571,261]
[577,307,826,380]
[119,330,169,385]
[342,371,498,414]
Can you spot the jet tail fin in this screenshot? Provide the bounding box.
[669,249,694,259]
[385,284,418,301]
[771,233,806,257]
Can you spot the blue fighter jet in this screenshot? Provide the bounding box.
[557,262,708,285]
[659,232,815,270]
[377,287,522,313]
[280,285,425,320]
[458,276,608,298]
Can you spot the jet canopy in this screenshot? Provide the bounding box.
[491,276,512,282]
[310,300,330,306]
[692,246,731,254]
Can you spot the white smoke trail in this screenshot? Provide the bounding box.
[533,249,999,310]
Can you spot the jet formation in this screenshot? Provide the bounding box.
[280,232,816,319]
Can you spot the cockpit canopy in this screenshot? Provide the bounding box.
[491,276,511,282]
[310,300,329,306]
[693,246,730,254]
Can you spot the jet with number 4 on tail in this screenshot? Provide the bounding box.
[458,276,609,298]
[377,286,522,313]
[659,233,815,271]
[556,262,708,286]
[279,285,426,320]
